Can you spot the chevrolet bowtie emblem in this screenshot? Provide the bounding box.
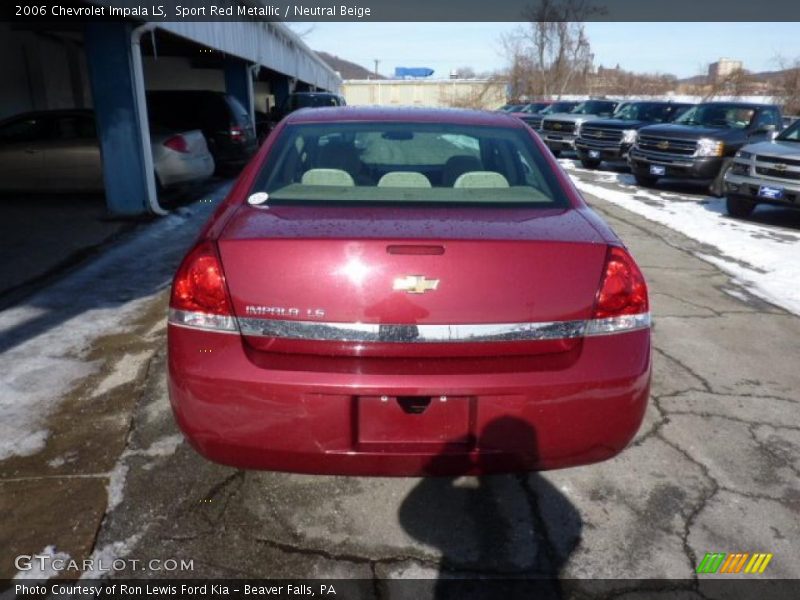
[553,123,562,129]
[775,163,788,171]
[393,275,440,294]
[657,140,670,150]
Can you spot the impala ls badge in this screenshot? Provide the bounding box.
[393,275,440,294]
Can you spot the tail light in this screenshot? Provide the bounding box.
[587,246,650,336]
[163,135,189,153]
[229,125,245,142]
[168,242,237,332]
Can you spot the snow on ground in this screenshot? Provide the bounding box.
[562,160,800,316]
[105,434,184,512]
[79,533,143,579]
[0,187,228,462]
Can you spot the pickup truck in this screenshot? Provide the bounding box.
[518,100,579,132]
[539,99,618,156]
[574,101,693,169]
[723,117,800,217]
[628,102,783,196]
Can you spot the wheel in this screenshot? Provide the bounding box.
[550,148,562,158]
[634,174,658,187]
[709,158,733,197]
[580,158,602,169]
[726,195,756,218]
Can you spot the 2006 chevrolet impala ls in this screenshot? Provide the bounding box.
[167,107,651,475]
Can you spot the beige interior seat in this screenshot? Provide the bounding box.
[453,171,510,188]
[300,168,355,186]
[377,172,432,188]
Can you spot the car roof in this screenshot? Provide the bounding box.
[697,101,779,109]
[284,106,527,127]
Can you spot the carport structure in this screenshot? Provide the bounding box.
[3,8,340,216]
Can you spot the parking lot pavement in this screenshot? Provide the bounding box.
[0,183,225,310]
[2,166,799,589]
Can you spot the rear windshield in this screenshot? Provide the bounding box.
[251,122,568,207]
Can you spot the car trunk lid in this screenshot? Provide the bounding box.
[218,205,607,357]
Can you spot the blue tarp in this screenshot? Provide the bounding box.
[394,67,434,78]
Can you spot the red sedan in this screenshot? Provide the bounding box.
[168,107,651,476]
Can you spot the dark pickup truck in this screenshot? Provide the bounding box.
[628,102,783,196]
[575,101,693,169]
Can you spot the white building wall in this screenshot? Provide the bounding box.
[342,79,507,109]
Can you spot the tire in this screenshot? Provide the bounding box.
[550,148,562,158]
[709,158,733,198]
[634,174,658,187]
[726,195,756,219]
[580,158,602,169]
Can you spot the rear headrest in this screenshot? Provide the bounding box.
[377,172,432,188]
[453,171,510,188]
[442,155,482,187]
[300,168,355,186]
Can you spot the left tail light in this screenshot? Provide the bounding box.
[163,135,189,153]
[229,125,245,142]
[586,246,650,336]
[168,242,238,332]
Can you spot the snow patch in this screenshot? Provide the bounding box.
[104,434,184,513]
[79,533,143,579]
[0,184,228,461]
[92,351,152,398]
[106,462,129,512]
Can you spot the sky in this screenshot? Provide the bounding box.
[300,22,800,79]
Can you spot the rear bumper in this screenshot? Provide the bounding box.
[628,149,722,180]
[168,325,651,475]
[156,154,214,187]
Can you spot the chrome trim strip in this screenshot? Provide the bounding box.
[236,313,651,343]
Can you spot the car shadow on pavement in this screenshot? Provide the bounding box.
[397,416,582,600]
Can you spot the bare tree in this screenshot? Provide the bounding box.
[439,74,508,110]
[703,68,757,100]
[501,0,599,99]
[771,57,800,115]
[454,66,477,79]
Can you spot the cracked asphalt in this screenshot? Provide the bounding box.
[2,162,799,595]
